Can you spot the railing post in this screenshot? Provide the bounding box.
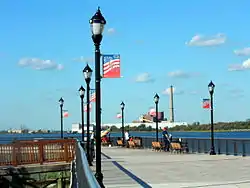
[191,140,194,153]
[217,139,221,155]
[197,140,200,153]
[39,142,44,165]
[12,143,17,166]
[184,141,189,153]
[226,140,229,155]
[64,142,69,162]
[204,140,207,153]
[242,141,246,157]
[234,141,237,156]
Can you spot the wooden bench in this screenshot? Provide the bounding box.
[101,140,110,146]
[128,141,136,148]
[152,141,163,151]
[133,139,142,148]
[116,140,123,147]
[170,142,182,153]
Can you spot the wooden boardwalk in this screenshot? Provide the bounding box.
[91,147,250,188]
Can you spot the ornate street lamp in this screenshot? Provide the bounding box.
[120,102,125,146]
[90,7,106,187]
[59,97,64,139]
[208,81,216,155]
[154,94,160,142]
[79,86,85,142]
[83,64,93,166]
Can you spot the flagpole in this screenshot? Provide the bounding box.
[90,103,92,128]
[90,89,96,132]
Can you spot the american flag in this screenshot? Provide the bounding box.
[63,110,69,118]
[202,99,210,109]
[148,108,156,116]
[116,113,122,119]
[90,90,96,102]
[102,54,121,78]
[84,103,92,112]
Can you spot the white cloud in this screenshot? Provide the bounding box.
[229,88,244,94]
[186,33,226,47]
[228,59,250,71]
[162,87,184,95]
[72,56,93,63]
[168,70,191,78]
[18,58,63,70]
[168,70,200,78]
[234,47,250,56]
[162,87,175,95]
[229,89,244,98]
[168,71,189,78]
[190,91,198,95]
[135,73,154,83]
[107,28,115,34]
[219,83,230,87]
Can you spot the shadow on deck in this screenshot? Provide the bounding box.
[97,146,250,188]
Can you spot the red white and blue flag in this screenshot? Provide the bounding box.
[84,103,92,112]
[116,113,122,119]
[63,110,69,118]
[90,90,96,102]
[148,110,164,119]
[148,108,156,116]
[102,54,121,78]
[203,99,210,109]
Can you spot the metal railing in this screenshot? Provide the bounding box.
[70,140,100,188]
[182,138,250,156]
[0,138,99,187]
[0,139,76,166]
[110,136,250,156]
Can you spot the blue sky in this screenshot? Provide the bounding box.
[1,0,250,130]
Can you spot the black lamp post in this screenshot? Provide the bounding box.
[208,81,216,155]
[90,7,106,187]
[59,97,64,139]
[79,86,85,142]
[154,94,159,142]
[83,64,93,166]
[120,102,125,146]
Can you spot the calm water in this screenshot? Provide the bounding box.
[0,131,250,144]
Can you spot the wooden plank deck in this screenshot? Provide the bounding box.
[91,156,141,187]
[91,147,250,188]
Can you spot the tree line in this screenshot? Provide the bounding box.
[105,120,250,132]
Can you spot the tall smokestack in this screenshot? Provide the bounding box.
[169,85,174,122]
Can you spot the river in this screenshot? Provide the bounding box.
[0,131,249,144]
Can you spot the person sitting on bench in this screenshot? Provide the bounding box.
[162,127,170,151]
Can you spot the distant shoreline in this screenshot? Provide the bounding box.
[111,129,250,133]
[1,129,250,134]
[173,129,250,132]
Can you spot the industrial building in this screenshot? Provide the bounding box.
[71,85,188,132]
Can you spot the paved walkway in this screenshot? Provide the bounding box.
[91,147,250,188]
[91,154,140,187]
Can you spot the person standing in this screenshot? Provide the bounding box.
[162,127,170,151]
[125,130,130,147]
